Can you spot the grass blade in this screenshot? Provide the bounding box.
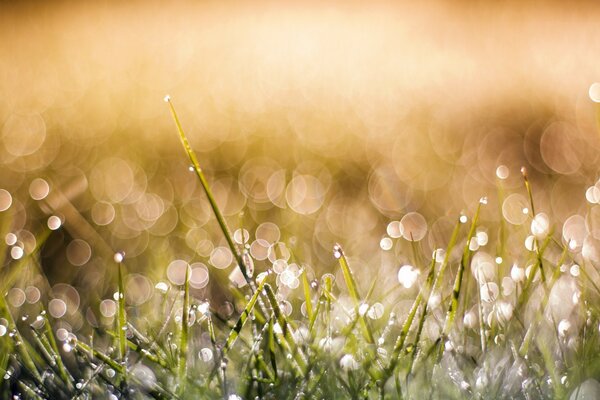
[334,244,374,344]
[178,265,190,396]
[115,253,128,388]
[438,197,485,360]
[165,96,250,282]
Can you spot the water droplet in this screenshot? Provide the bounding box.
[155,281,169,294]
[459,214,468,224]
[570,264,580,277]
[479,197,488,205]
[480,282,499,303]
[339,354,359,371]
[463,311,477,329]
[113,251,125,263]
[163,95,171,103]
[333,243,344,259]
[558,319,571,338]
[198,301,210,315]
[367,303,384,320]
[106,369,116,378]
[531,213,550,238]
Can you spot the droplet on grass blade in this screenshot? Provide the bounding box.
[339,354,359,371]
[531,213,550,238]
[480,282,499,303]
[558,319,571,338]
[333,243,344,259]
[155,281,169,294]
[163,95,171,103]
[113,251,125,263]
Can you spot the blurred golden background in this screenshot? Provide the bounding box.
[2,1,600,324]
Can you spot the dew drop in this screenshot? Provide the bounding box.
[333,243,344,259]
[155,281,169,294]
[163,95,171,103]
[113,251,125,263]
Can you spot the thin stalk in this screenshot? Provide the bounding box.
[177,266,190,396]
[334,243,375,344]
[522,166,546,284]
[222,276,268,355]
[165,96,249,282]
[301,268,314,321]
[264,284,307,373]
[438,198,485,361]
[117,259,127,365]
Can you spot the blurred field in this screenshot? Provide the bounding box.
[1,0,600,320]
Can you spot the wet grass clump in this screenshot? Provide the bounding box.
[0,99,599,399]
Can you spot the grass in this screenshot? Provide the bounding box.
[0,97,598,399]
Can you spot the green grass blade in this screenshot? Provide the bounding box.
[334,244,374,344]
[116,254,128,389]
[165,96,250,282]
[223,275,269,355]
[301,267,314,321]
[264,283,307,374]
[438,198,485,360]
[178,265,190,396]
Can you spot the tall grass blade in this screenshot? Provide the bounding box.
[438,198,485,360]
[334,243,374,344]
[116,254,128,387]
[165,96,250,282]
[177,265,190,396]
